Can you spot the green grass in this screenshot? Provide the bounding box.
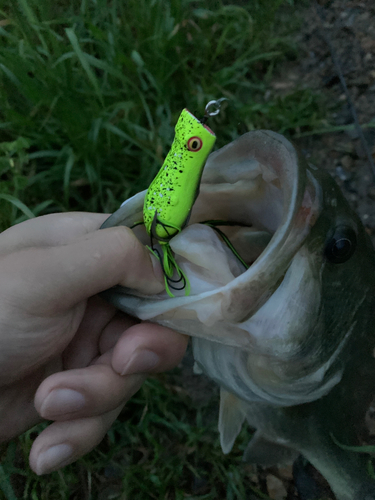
[0,0,326,230]
[0,375,267,500]
[0,0,327,498]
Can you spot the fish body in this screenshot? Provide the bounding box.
[143,108,216,241]
[101,131,375,500]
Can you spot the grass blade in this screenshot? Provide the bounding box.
[33,199,54,214]
[0,465,17,500]
[65,28,104,106]
[331,433,375,455]
[63,149,75,207]
[0,63,21,86]
[17,0,38,24]
[0,194,35,219]
[102,122,157,160]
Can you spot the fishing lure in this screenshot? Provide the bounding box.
[143,99,226,297]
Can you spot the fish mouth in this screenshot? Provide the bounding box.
[188,130,321,323]
[101,130,321,343]
[100,131,344,406]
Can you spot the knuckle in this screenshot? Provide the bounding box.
[108,226,140,259]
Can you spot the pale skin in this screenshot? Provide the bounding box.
[0,212,188,475]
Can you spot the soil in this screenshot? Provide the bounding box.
[293,0,375,247]
[169,1,375,499]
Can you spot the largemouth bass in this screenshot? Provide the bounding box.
[101,131,375,500]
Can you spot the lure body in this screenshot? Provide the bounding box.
[143,109,216,241]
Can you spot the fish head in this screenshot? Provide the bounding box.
[101,130,375,408]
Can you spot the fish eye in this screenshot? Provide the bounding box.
[324,225,357,264]
[187,136,203,152]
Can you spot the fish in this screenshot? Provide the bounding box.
[101,130,375,500]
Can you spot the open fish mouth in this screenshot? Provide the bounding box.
[188,130,322,318]
[101,130,342,405]
[103,130,321,331]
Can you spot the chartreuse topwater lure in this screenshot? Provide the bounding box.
[143,99,226,297]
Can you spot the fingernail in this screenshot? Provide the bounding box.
[121,349,160,375]
[40,389,86,418]
[35,443,73,475]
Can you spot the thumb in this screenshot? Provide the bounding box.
[3,226,164,314]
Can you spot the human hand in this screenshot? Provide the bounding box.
[0,213,187,474]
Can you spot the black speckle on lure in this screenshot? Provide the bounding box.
[143,99,227,297]
[143,109,216,241]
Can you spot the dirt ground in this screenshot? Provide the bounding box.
[172,1,375,499]
[294,0,375,246]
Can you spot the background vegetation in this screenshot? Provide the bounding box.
[0,0,325,229]
[0,0,326,498]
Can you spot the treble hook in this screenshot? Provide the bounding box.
[201,97,228,124]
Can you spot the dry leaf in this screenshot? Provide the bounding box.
[266,475,288,500]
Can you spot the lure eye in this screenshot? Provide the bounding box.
[187,136,203,152]
[325,225,357,264]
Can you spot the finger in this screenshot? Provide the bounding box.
[98,313,138,355]
[0,213,110,255]
[62,296,117,370]
[34,363,144,421]
[29,404,124,475]
[63,297,138,370]
[0,371,43,442]
[2,226,164,315]
[111,323,188,376]
[34,323,186,421]
[0,356,63,442]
